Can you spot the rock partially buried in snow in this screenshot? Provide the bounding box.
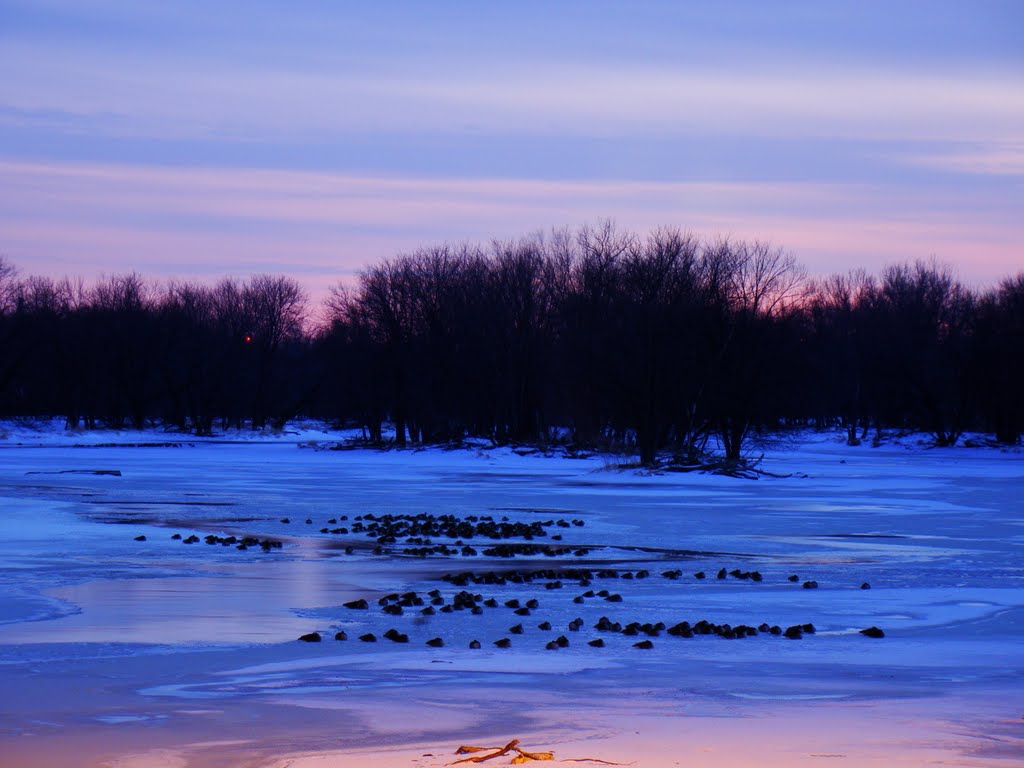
[298,632,321,642]
[860,626,885,638]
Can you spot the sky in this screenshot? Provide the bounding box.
[1,0,1021,304]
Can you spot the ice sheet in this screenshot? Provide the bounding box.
[0,424,1021,766]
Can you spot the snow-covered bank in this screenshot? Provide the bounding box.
[0,427,1021,767]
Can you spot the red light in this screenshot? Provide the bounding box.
[244,335,252,343]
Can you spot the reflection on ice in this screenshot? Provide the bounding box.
[0,560,371,644]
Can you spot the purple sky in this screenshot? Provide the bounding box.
[1,1,1021,304]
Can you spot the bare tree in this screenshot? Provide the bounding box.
[0,255,17,315]
[242,275,307,429]
[876,260,975,446]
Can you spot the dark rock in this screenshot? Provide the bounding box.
[694,571,706,579]
[514,607,531,616]
[802,580,818,589]
[605,593,623,602]
[861,582,871,590]
[334,631,347,640]
[509,624,524,634]
[783,626,803,639]
[588,638,605,647]
[171,533,182,540]
[538,621,552,630]
[134,535,146,541]
[359,633,377,642]
[280,518,290,524]
[788,574,799,582]
[469,639,481,649]
[494,638,511,648]
[298,632,321,642]
[426,637,444,647]
[555,635,569,648]
[633,640,654,649]
[860,626,885,638]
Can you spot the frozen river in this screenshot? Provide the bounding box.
[0,426,1022,767]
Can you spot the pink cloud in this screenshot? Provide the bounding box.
[2,160,1020,309]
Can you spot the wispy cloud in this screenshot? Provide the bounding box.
[2,36,1021,144]
[2,159,1019,300]
[899,143,1024,176]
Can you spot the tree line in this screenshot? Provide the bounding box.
[2,223,1022,462]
